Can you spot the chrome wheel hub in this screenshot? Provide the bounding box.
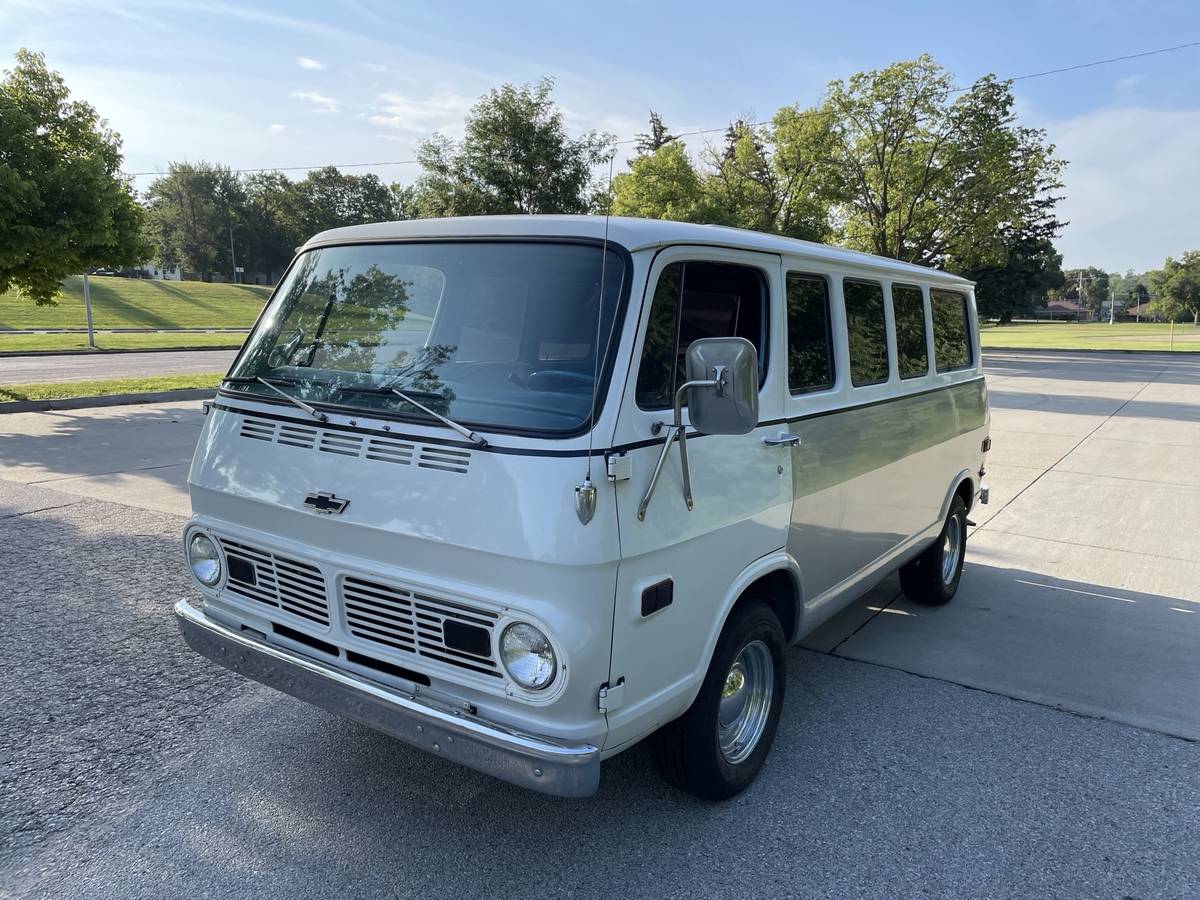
[942,515,962,585]
[717,640,774,765]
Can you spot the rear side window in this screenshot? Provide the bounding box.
[636,261,768,409]
[843,279,889,386]
[892,284,929,379]
[786,273,835,394]
[931,289,973,372]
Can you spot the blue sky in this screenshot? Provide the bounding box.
[3,0,1199,271]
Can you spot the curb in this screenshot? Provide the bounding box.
[982,345,1200,356]
[0,345,241,358]
[0,388,216,414]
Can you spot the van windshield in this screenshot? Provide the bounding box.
[225,241,628,436]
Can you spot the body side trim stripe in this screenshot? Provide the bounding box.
[215,375,985,460]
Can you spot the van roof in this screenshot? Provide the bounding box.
[304,215,973,286]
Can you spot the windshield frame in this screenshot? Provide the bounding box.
[221,236,636,441]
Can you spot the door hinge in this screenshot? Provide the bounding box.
[605,452,631,482]
[598,677,625,711]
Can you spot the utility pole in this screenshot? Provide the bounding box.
[228,222,239,284]
[1109,287,1115,325]
[82,272,95,349]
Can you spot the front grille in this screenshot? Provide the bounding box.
[214,535,500,680]
[342,576,501,677]
[219,538,331,626]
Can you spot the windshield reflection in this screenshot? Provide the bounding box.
[227,241,626,435]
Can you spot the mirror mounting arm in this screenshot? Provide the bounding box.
[637,377,718,521]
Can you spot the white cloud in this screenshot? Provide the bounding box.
[296,56,325,70]
[267,123,286,134]
[362,63,388,74]
[290,90,339,114]
[1049,105,1200,272]
[368,91,474,134]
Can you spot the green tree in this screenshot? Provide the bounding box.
[967,236,1065,322]
[143,161,244,281]
[0,49,147,304]
[1053,267,1110,314]
[288,166,398,236]
[1151,252,1200,324]
[610,141,707,221]
[410,78,612,216]
[634,111,677,156]
[819,56,1064,269]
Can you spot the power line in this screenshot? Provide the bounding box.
[122,39,1200,179]
[1010,40,1200,81]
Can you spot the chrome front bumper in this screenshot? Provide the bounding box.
[174,599,600,797]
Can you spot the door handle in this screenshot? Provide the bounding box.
[762,432,801,447]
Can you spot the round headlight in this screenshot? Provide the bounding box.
[187,532,222,586]
[499,622,557,690]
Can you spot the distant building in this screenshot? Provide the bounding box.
[1043,299,1091,320]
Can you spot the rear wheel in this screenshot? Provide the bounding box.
[653,600,786,800]
[900,494,968,606]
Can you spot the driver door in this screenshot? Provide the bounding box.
[605,246,793,750]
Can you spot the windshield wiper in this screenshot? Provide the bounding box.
[228,375,328,423]
[390,388,487,448]
[332,383,487,447]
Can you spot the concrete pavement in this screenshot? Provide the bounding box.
[0,348,238,384]
[2,348,1199,897]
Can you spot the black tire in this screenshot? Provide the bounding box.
[900,494,968,606]
[653,600,786,800]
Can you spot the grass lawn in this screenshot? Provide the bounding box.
[0,373,222,403]
[0,276,268,347]
[0,331,246,353]
[981,322,1200,352]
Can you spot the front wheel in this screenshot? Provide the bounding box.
[653,601,786,800]
[900,494,968,606]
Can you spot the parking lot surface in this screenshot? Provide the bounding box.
[2,350,1198,898]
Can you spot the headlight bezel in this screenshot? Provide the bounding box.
[185,529,224,588]
[499,621,558,691]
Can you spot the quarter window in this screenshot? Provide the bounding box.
[843,279,889,386]
[892,284,929,379]
[931,289,973,372]
[636,261,768,409]
[786,273,835,394]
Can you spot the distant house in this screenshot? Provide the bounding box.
[1043,299,1091,320]
[1121,302,1158,322]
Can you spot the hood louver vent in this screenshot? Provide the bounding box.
[238,415,471,474]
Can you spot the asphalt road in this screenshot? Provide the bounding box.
[2,350,1199,898]
[0,348,238,384]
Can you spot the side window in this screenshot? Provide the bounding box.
[931,288,973,372]
[786,273,835,394]
[892,283,929,379]
[843,279,889,386]
[636,260,768,409]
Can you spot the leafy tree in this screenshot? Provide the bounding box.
[0,49,147,304]
[410,78,613,216]
[634,111,677,156]
[966,236,1065,322]
[1053,266,1110,313]
[143,161,244,281]
[610,141,707,221]
[1151,252,1200,324]
[819,56,1064,269]
[288,166,398,236]
[241,171,300,280]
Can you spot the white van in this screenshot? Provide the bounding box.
[177,216,989,799]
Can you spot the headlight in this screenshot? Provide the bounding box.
[187,532,222,586]
[499,622,557,690]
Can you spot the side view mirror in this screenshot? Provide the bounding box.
[685,337,760,435]
[637,337,761,521]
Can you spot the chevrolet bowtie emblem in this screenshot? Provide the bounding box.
[303,491,349,515]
